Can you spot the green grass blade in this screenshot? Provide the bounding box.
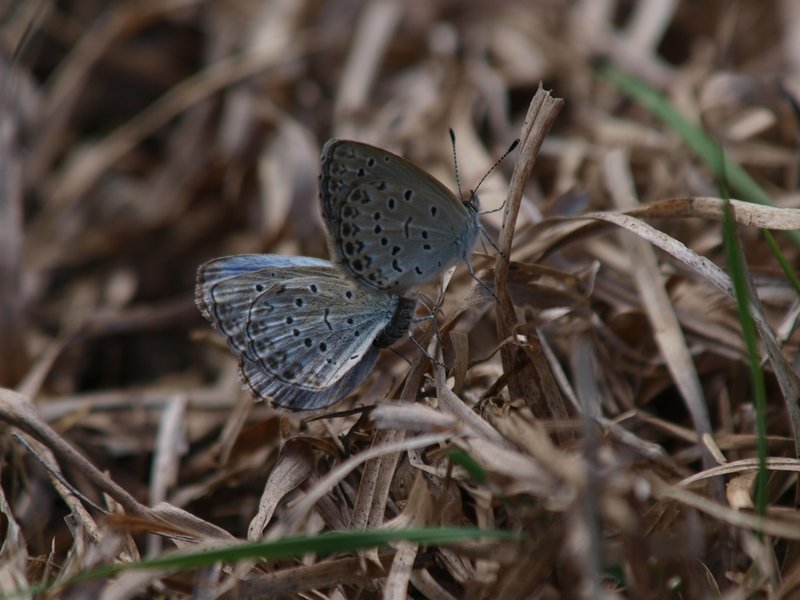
[36,527,518,594]
[598,64,800,246]
[722,200,769,517]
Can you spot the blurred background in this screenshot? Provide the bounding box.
[3,1,800,597]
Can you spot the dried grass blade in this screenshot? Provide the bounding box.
[568,211,800,453]
[494,86,564,413]
[603,150,715,471]
[598,64,800,245]
[248,441,315,540]
[273,432,452,536]
[0,111,27,385]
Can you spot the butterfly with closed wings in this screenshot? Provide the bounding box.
[196,254,415,410]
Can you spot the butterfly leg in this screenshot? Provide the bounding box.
[464,256,500,304]
[406,291,445,368]
[477,224,509,263]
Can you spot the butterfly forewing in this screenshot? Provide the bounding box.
[196,255,409,410]
[320,139,480,293]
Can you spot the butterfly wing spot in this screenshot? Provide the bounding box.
[293,328,300,336]
[387,197,396,210]
[391,245,402,256]
[357,168,366,177]
[421,231,429,239]
[404,189,413,201]
[295,298,303,307]
[256,283,265,292]
[286,316,294,324]
[380,237,389,246]
[423,244,432,251]
[367,157,376,167]
[352,259,364,272]
[373,211,382,220]
[374,224,382,234]
[261,350,285,372]
[403,217,412,239]
[392,260,403,273]
[319,342,327,351]
[310,284,318,292]
[430,206,438,217]
[344,242,355,255]
[323,308,332,330]
[375,181,387,191]
[304,338,313,348]
[415,266,423,275]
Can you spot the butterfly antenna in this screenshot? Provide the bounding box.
[473,139,519,263]
[449,128,465,204]
[472,138,520,198]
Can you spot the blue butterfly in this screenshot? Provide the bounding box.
[196,255,415,410]
[320,139,481,294]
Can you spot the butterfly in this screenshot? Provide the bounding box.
[319,139,482,294]
[196,254,415,410]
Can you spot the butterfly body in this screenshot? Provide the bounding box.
[320,139,480,294]
[196,255,414,410]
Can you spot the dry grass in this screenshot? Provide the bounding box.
[2,1,800,597]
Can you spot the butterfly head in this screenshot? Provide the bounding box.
[465,189,480,214]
